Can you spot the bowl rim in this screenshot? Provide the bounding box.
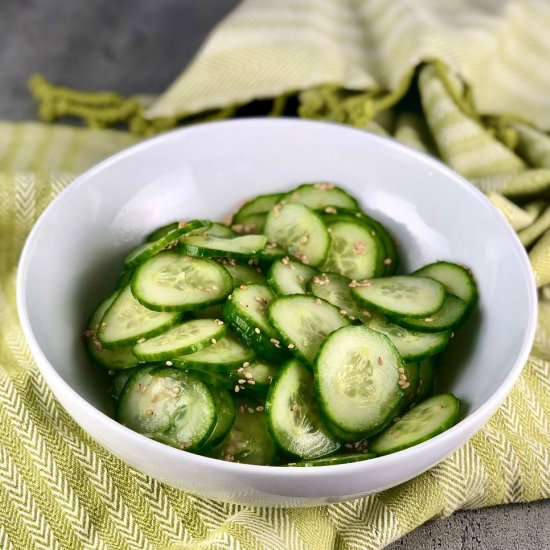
[16,117,538,477]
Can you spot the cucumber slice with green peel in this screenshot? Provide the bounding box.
[85,292,140,368]
[117,366,216,451]
[132,318,226,361]
[268,295,350,365]
[205,223,237,238]
[367,316,451,361]
[210,400,279,465]
[414,261,477,310]
[97,286,181,348]
[221,262,266,287]
[315,325,404,437]
[231,213,266,235]
[125,220,212,269]
[390,294,469,333]
[232,192,283,222]
[363,216,399,275]
[320,208,399,275]
[254,243,287,266]
[266,359,340,460]
[222,284,287,362]
[264,203,330,266]
[369,393,461,455]
[115,268,135,290]
[192,304,223,319]
[282,183,359,211]
[131,252,232,312]
[287,453,376,467]
[267,258,318,295]
[173,332,256,372]
[145,222,179,243]
[307,271,372,322]
[321,219,384,280]
[109,367,141,400]
[179,234,267,260]
[416,358,436,402]
[352,276,446,319]
[401,361,420,406]
[184,358,278,397]
[203,387,236,447]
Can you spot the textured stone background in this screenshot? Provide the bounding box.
[1,1,548,548]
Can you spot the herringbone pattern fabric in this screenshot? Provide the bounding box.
[3,0,550,548]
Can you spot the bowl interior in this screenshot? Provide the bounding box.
[20,119,533,428]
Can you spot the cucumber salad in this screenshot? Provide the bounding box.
[84,183,476,466]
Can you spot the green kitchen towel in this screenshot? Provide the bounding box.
[0,0,549,548]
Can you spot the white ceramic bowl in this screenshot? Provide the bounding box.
[17,119,536,507]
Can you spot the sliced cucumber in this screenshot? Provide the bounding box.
[414,261,477,309]
[125,220,212,269]
[282,183,359,211]
[231,213,266,235]
[117,366,216,451]
[264,203,330,266]
[184,358,278,397]
[210,400,278,465]
[203,387,236,447]
[131,252,232,312]
[268,295,350,365]
[361,215,399,276]
[401,361,419,406]
[145,221,178,243]
[232,192,283,222]
[255,243,287,266]
[322,218,384,279]
[352,276,446,318]
[85,292,140,369]
[97,286,180,348]
[115,268,135,290]
[367,316,451,361]
[307,271,371,322]
[109,367,141,400]
[369,393,461,455]
[192,304,223,319]
[319,208,399,275]
[266,359,340,460]
[390,294,468,333]
[173,332,256,372]
[416,357,435,402]
[222,284,287,362]
[287,454,376,467]
[221,262,266,287]
[205,222,237,238]
[267,258,318,295]
[132,318,226,361]
[315,325,404,437]
[179,234,267,260]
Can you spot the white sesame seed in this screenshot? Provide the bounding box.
[244,372,253,380]
[211,338,217,344]
[238,379,246,384]
[256,405,265,412]
[234,385,240,393]
[165,360,173,366]
[288,343,295,349]
[243,362,250,368]
[247,380,256,385]
[254,327,261,334]
[424,317,434,323]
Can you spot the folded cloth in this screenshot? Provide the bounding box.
[1,0,548,548]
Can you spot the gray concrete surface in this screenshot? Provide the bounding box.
[1,0,548,548]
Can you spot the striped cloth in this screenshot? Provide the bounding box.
[1,0,549,548]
